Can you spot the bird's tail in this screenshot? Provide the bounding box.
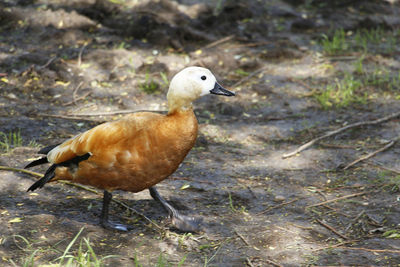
[25,157,48,169]
[25,144,60,191]
[24,144,61,169]
[25,144,91,191]
[27,164,56,191]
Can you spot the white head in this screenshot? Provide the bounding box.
[167,66,235,113]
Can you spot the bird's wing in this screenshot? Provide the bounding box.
[47,112,162,164]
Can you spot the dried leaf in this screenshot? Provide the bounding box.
[180,184,190,190]
[9,217,22,223]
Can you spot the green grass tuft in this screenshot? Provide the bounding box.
[160,72,169,86]
[365,68,400,91]
[133,252,186,267]
[320,27,399,55]
[55,227,118,266]
[11,228,118,266]
[321,29,348,55]
[0,130,23,153]
[139,72,160,94]
[315,73,366,109]
[383,229,400,239]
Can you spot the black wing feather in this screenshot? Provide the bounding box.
[27,164,56,191]
[25,157,49,169]
[25,144,61,169]
[26,152,91,192]
[38,144,60,155]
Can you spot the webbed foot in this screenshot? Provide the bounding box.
[101,220,132,232]
[170,213,203,232]
[149,186,204,232]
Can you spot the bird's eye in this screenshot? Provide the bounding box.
[201,75,207,80]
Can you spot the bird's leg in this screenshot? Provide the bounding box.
[100,190,131,231]
[149,187,202,232]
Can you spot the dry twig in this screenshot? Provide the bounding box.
[203,35,235,49]
[70,109,166,117]
[319,143,359,149]
[306,191,370,208]
[289,223,313,230]
[283,111,400,158]
[206,238,232,265]
[316,219,349,240]
[62,82,90,106]
[38,114,103,122]
[72,81,84,100]
[234,228,251,246]
[337,247,400,254]
[343,139,398,170]
[257,197,302,215]
[0,166,42,177]
[265,258,283,267]
[369,160,400,175]
[315,239,360,251]
[231,41,271,49]
[246,257,255,267]
[231,65,269,88]
[111,198,163,230]
[77,44,87,67]
[38,57,57,70]
[345,210,365,233]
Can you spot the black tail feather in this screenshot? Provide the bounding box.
[38,144,60,155]
[27,164,56,191]
[25,157,49,169]
[25,144,59,169]
[26,153,91,191]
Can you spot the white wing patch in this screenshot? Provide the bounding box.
[47,133,84,163]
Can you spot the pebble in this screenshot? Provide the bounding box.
[274,195,286,202]
[7,93,17,99]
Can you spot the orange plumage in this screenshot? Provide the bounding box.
[51,110,197,192]
[26,66,234,231]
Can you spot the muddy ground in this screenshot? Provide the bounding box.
[1,0,400,266]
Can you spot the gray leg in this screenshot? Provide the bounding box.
[100,190,131,231]
[149,187,202,232]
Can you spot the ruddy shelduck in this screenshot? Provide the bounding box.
[25,66,235,231]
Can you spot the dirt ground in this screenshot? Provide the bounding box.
[2,0,400,266]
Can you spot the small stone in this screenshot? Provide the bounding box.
[274,195,286,202]
[7,93,17,99]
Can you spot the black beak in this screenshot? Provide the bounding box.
[210,82,235,96]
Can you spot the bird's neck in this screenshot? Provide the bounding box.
[165,106,198,145]
[167,98,193,114]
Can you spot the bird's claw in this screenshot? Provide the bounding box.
[171,214,204,232]
[101,220,133,232]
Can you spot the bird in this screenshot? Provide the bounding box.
[25,66,235,232]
